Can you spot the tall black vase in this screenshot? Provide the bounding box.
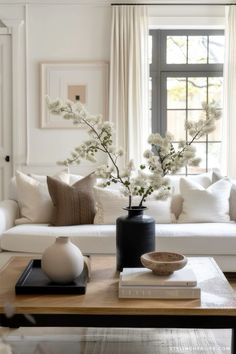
[116,207,155,271]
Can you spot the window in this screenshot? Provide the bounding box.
[149,29,224,174]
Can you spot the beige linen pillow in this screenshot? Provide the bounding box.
[15,170,70,225]
[93,187,175,224]
[178,177,232,223]
[47,173,96,226]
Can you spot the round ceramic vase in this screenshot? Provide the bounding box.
[41,236,84,284]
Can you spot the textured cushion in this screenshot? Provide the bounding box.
[2,222,236,255]
[47,174,96,226]
[93,187,175,224]
[212,170,236,222]
[168,173,212,219]
[178,178,231,223]
[15,170,69,225]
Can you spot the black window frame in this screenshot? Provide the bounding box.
[149,29,224,173]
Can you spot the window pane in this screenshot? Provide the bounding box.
[188,36,208,64]
[209,36,224,63]
[167,110,186,141]
[188,110,206,142]
[172,143,186,174]
[208,143,221,170]
[208,115,222,141]
[167,78,186,109]
[208,77,223,108]
[187,143,206,174]
[167,36,187,64]
[188,77,207,109]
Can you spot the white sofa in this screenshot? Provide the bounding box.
[1,172,236,272]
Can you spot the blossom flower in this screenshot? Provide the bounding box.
[143,149,153,159]
[47,97,221,208]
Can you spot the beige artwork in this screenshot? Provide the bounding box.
[68,85,87,103]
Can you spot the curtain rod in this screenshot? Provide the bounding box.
[111,2,235,5]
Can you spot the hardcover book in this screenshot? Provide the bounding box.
[118,284,201,299]
[120,267,197,287]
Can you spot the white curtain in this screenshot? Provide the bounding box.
[109,5,149,168]
[222,5,236,178]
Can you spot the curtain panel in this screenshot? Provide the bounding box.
[109,5,149,168]
[222,5,236,178]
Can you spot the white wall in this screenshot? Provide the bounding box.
[0,1,111,176]
[26,3,111,175]
[0,0,225,177]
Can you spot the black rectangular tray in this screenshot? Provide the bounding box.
[15,259,88,295]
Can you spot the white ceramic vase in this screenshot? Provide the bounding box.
[41,236,84,284]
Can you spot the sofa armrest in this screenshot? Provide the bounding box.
[0,200,19,236]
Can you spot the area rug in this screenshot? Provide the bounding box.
[4,327,231,354]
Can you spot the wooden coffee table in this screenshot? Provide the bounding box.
[1,256,236,352]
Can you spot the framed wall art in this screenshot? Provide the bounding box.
[40,61,108,128]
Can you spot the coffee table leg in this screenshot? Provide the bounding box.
[232,328,236,354]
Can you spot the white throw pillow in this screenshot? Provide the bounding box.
[30,169,69,184]
[15,170,70,225]
[168,172,212,195]
[178,178,232,223]
[93,187,175,224]
[212,170,236,222]
[168,173,212,220]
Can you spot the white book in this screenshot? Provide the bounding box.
[120,267,197,287]
[118,283,201,299]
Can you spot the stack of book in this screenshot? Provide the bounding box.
[119,266,200,299]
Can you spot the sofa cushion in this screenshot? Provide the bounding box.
[168,173,212,219]
[178,178,231,223]
[155,222,236,255]
[32,173,84,186]
[15,170,70,225]
[0,224,116,254]
[212,170,236,222]
[1,222,236,255]
[93,187,175,224]
[167,173,212,195]
[29,170,69,183]
[47,173,96,226]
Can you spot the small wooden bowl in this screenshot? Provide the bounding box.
[141,252,187,276]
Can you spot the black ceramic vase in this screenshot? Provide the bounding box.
[116,207,155,271]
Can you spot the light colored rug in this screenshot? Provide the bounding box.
[3,327,231,354]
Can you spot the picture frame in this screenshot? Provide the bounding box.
[40,61,109,128]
